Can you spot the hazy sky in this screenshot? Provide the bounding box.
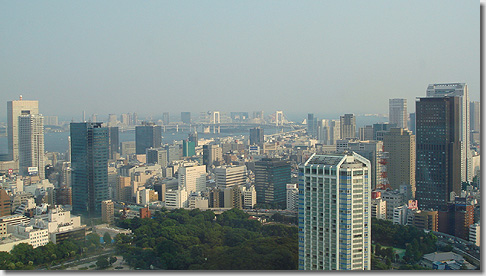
[0,0,479,120]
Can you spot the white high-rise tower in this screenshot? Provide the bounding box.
[298,152,371,270]
[18,114,45,179]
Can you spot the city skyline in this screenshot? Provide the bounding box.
[0,1,479,118]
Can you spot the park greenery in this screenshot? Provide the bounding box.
[371,217,436,269]
[114,208,298,270]
[0,232,112,270]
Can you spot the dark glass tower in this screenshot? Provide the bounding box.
[307,113,318,138]
[108,127,119,160]
[254,158,291,207]
[71,122,109,217]
[415,97,461,210]
[135,123,162,154]
[249,127,264,147]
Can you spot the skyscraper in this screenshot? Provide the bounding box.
[181,112,191,124]
[470,101,480,132]
[182,140,195,157]
[188,132,198,147]
[340,114,356,140]
[426,83,470,182]
[203,144,222,167]
[71,122,109,217]
[254,158,290,207]
[415,97,461,210]
[299,153,371,270]
[162,112,170,125]
[409,113,416,134]
[389,99,408,129]
[383,128,416,198]
[135,122,162,154]
[108,127,119,160]
[249,127,264,147]
[146,148,168,167]
[307,113,318,138]
[7,97,39,163]
[18,114,45,178]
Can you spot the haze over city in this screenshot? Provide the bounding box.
[0,0,479,120]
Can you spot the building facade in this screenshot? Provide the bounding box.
[71,122,109,217]
[7,98,39,164]
[426,83,470,182]
[135,123,162,155]
[389,98,408,129]
[299,153,371,270]
[18,114,45,179]
[340,114,356,140]
[254,158,291,207]
[415,97,461,210]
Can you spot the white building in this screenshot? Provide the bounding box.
[165,189,188,209]
[18,114,45,179]
[389,98,408,129]
[371,197,387,220]
[188,194,209,210]
[178,164,207,193]
[242,185,257,209]
[392,205,408,225]
[379,190,405,221]
[286,184,298,211]
[299,152,371,270]
[469,222,480,247]
[214,165,246,188]
[7,224,49,248]
[426,83,471,182]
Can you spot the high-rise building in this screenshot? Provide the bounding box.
[383,128,416,198]
[359,125,374,141]
[108,127,119,160]
[101,200,114,225]
[214,165,246,188]
[178,164,206,193]
[286,184,298,211]
[298,153,371,270]
[135,122,162,154]
[470,101,480,132]
[18,114,45,179]
[165,145,181,163]
[249,127,264,147]
[71,122,109,217]
[318,120,340,145]
[203,144,222,167]
[389,99,408,129]
[162,112,170,125]
[426,83,470,182]
[188,132,198,147]
[254,158,290,207]
[181,112,191,125]
[108,114,118,126]
[182,140,195,157]
[409,113,416,134]
[340,114,356,140]
[307,114,318,139]
[415,97,461,210]
[347,140,383,190]
[146,148,168,167]
[372,123,397,141]
[7,97,39,163]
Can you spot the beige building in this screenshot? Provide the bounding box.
[18,114,45,179]
[7,98,39,164]
[383,128,416,198]
[101,200,115,225]
[214,165,246,188]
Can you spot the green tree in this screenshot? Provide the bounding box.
[103,232,112,245]
[96,256,110,269]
